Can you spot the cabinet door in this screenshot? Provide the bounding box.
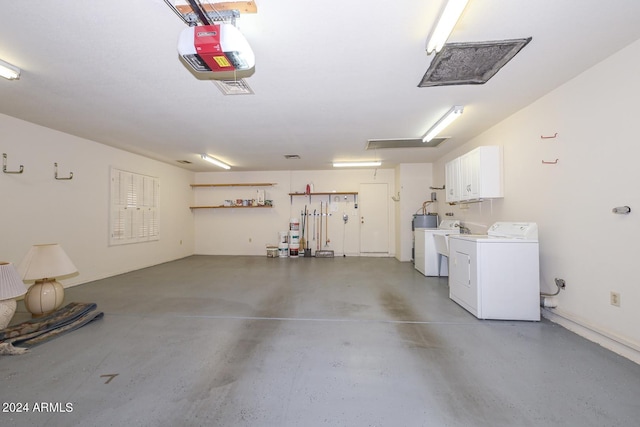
[477,146,503,199]
[445,158,461,202]
[460,148,481,200]
[458,146,503,201]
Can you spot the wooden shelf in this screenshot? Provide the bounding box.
[190,205,273,210]
[191,183,276,188]
[191,183,275,209]
[288,192,357,196]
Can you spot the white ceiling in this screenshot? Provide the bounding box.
[1,0,640,172]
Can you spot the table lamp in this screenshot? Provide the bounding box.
[0,262,28,329]
[18,244,78,318]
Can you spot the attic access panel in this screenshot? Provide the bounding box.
[418,38,532,87]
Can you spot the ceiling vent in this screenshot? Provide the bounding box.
[284,154,301,159]
[418,38,532,87]
[366,137,449,150]
[176,160,192,164]
[214,78,254,95]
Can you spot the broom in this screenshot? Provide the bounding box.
[299,207,306,251]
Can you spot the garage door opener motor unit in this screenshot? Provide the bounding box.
[178,24,255,79]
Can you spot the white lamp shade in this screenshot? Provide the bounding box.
[0,262,27,300]
[18,244,78,281]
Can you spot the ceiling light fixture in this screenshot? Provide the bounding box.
[422,105,464,143]
[333,161,382,168]
[201,154,231,170]
[0,59,20,80]
[426,0,469,54]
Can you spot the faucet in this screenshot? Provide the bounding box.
[457,224,471,234]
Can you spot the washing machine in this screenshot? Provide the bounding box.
[448,222,540,321]
[414,219,460,276]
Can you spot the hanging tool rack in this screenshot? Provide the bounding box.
[288,191,358,206]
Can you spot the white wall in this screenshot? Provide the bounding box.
[193,168,397,256]
[395,163,435,262]
[433,39,640,363]
[0,114,195,287]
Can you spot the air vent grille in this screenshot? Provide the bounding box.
[214,79,254,95]
[418,38,532,87]
[366,137,448,149]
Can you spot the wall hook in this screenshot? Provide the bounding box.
[541,133,558,139]
[542,159,559,164]
[54,162,74,180]
[3,153,24,174]
[612,206,631,215]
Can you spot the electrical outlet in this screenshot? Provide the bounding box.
[610,291,621,307]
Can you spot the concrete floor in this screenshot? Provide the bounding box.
[1,256,640,427]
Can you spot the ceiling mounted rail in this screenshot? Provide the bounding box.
[186,0,212,25]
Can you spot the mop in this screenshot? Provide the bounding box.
[318,202,322,251]
[306,206,311,256]
[325,203,330,246]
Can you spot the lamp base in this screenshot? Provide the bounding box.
[0,299,17,329]
[24,279,64,318]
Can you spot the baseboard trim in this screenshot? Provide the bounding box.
[542,308,640,365]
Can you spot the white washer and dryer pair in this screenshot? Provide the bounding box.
[414,219,460,277]
[448,222,540,321]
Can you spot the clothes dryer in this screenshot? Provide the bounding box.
[448,222,540,321]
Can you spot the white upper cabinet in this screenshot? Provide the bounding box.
[445,157,461,203]
[445,146,503,203]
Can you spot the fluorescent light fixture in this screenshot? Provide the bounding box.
[0,59,20,80]
[426,0,469,54]
[201,154,231,170]
[422,105,464,143]
[333,161,382,168]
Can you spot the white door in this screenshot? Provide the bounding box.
[359,183,389,254]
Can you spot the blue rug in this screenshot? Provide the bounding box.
[0,302,103,355]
